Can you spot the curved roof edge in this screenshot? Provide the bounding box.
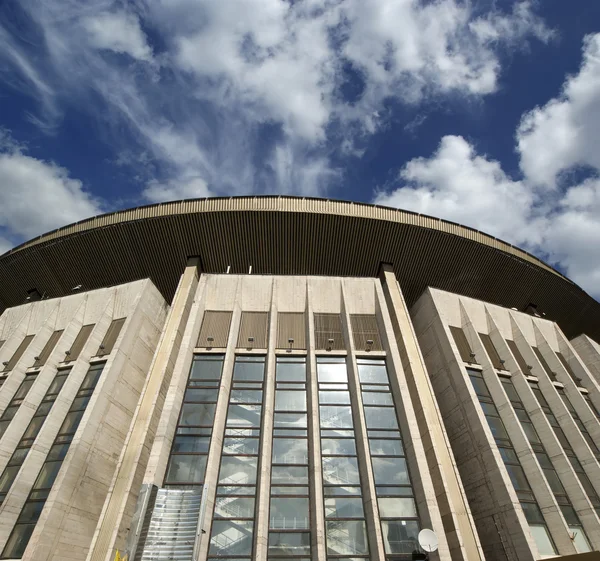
[2,195,570,284]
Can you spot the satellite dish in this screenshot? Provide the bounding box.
[418,529,439,553]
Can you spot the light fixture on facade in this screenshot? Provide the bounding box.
[366,339,373,352]
[327,338,334,351]
[206,336,214,350]
[247,336,254,350]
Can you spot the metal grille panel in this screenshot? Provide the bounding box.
[97,318,126,356]
[65,324,94,362]
[138,488,201,561]
[350,314,382,351]
[33,330,64,368]
[237,311,269,349]
[276,312,306,349]
[197,311,232,348]
[479,333,504,370]
[314,313,345,350]
[449,326,477,364]
[2,335,34,372]
[506,340,529,375]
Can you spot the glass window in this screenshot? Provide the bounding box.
[323,486,362,496]
[358,363,388,384]
[325,497,364,518]
[380,520,420,555]
[218,457,257,485]
[2,523,37,559]
[320,406,353,428]
[46,443,69,462]
[190,357,223,380]
[271,466,308,486]
[362,392,394,406]
[505,464,531,493]
[364,408,398,430]
[179,403,216,427]
[498,447,519,464]
[274,413,307,429]
[209,520,254,556]
[371,457,409,485]
[230,389,263,404]
[521,421,541,445]
[321,439,357,456]
[469,376,490,398]
[222,438,259,455]
[272,439,308,464]
[184,388,218,402]
[271,486,309,495]
[485,416,509,441]
[22,417,45,440]
[165,455,207,484]
[0,466,19,493]
[58,410,85,435]
[233,360,264,382]
[325,520,369,555]
[376,486,414,497]
[270,497,309,529]
[268,532,311,556]
[317,362,347,383]
[276,362,306,382]
[322,456,360,485]
[172,435,210,454]
[369,439,404,456]
[521,502,545,525]
[32,461,62,490]
[275,391,307,411]
[217,486,256,496]
[529,524,557,556]
[378,497,417,518]
[226,404,262,427]
[570,526,591,553]
[319,391,351,404]
[214,496,255,519]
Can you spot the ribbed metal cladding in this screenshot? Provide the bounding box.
[349,314,382,351]
[449,326,477,364]
[506,339,530,375]
[97,318,126,356]
[65,324,94,362]
[33,330,64,368]
[276,311,306,349]
[2,334,34,372]
[314,313,345,350]
[479,333,504,370]
[196,310,232,348]
[237,311,269,349]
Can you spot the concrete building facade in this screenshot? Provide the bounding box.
[0,197,597,561]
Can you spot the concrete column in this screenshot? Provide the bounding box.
[86,257,202,561]
[340,280,385,561]
[380,265,484,561]
[571,335,600,385]
[306,281,327,561]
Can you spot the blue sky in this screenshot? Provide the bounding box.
[0,0,599,298]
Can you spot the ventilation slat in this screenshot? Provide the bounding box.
[33,330,64,368]
[276,312,306,350]
[314,313,345,350]
[449,326,477,364]
[479,333,504,370]
[237,312,269,349]
[350,315,382,352]
[65,324,95,362]
[532,347,556,380]
[197,311,232,348]
[506,340,529,375]
[97,318,126,357]
[2,335,35,372]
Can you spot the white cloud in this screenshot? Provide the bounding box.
[82,11,153,61]
[517,34,600,186]
[0,131,102,246]
[143,176,212,203]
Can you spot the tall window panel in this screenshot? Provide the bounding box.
[582,393,600,422]
[500,377,591,553]
[317,357,369,561]
[209,356,265,561]
[529,382,600,517]
[467,368,557,557]
[555,387,600,459]
[0,372,39,438]
[1,362,105,559]
[269,356,310,561]
[164,355,224,487]
[357,358,420,557]
[0,367,71,505]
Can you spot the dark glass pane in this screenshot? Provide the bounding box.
[32,461,62,490]
[2,523,36,559]
[172,435,210,454]
[59,410,85,435]
[268,532,311,556]
[521,421,541,444]
[190,357,223,381]
[321,439,357,456]
[0,466,19,493]
[326,520,369,555]
[469,376,490,398]
[35,402,53,416]
[270,497,309,529]
[323,456,360,485]
[505,464,532,493]
[498,447,519,464]
[184,388,218,402]
[70,395,91,412]
[13,379,35,400]
[325,496,364,518]
[272,439,308,464]
[371,457,409,485]
[165,455,207,483]
[179,403,216,426]
[521,502,545,524]
[485,416,509,441]
[209,520,253,556]
[81,367,103,390]
[219,457,258,485]
[22,417,45,440]
[1,406,18,421]
[46,443,69,462]
[9,448,29,466]
[381,520,420,555]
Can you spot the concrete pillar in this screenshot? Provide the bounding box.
[86,257,202,561]
[380,265,484,561]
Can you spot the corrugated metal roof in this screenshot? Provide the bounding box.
[0,196,597,341]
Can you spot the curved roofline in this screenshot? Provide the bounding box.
[1,195,570,284]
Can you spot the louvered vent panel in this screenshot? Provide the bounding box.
[33,330,64,368]
[506,340,529,375]
[449,326,477,364]
[314,313,345,350]
[3,335,35,372]
[65,324,94,362]
[237,312,269,349]
[479,333,504,370]
[277,312,306,350]
[138,488,201,561]
[532,347,557,380]
[197,311,232,348]
[97,318,126,356]
[556,352,581,385]
[350,314,382,351]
